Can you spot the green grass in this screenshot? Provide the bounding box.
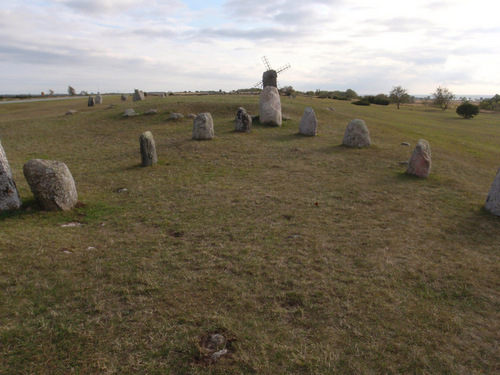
[1,95,499,374]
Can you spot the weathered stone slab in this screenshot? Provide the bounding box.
[234,107,252,132]
[298,107,317,136]
[23,159,78,211]
[406,139,431,178]
[485,168,500,216]
[259,86,282,127]
[192,113,214,140]
[133,89,145,102]
[342,119,371,147]
[88,96,94,107]
[0,140,22,210]
[140,131,158,167]
[95,94,103,104]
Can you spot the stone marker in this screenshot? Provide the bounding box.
[95,94,103,104]
[169,113,184,120]
[23,159,78,211]
[406,139,431,178]
[298,107,317,136]
[192,113,214,140]
[133,89,145,102]
[259,86,282,127]
[123,108,138,117]
[87,96,94,107]
[263,70,277,88]
[0,140,22,210]
[341,119,371,147]
[139,131,158,167]
[234,107,252,132]
[121,94,128,101]
[65,110,78,115]
[485,167,500,216]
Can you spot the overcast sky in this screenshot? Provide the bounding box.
[1,0,499,96]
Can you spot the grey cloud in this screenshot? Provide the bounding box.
[185,26,310,42]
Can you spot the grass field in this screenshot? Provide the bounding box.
[1,95,499,374]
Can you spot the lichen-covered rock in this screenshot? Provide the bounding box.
[0,141,22,210]
[234,107,252,132]
[485,167,500,216]
[192,113,214,140]
[342,119,371,147]
[133,89,145,102]
[298,107,317,136]
[140,131,158,167]
[406,139,431,178]
[259,86,282,127]
[23,159,78,211]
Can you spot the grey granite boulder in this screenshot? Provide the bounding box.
[23,159,78,211]
[298,107,317,136]
[133,89,145,102]
[259,86,282,127]
[485,167,500,216]
[123,108,138,117]
[121,94,128,101]
[169,113,184,120]
[192,113,214,140]
[0,140,22,210]
[234,107,252,132]
[342,119,371,147]
[144,109,158,115]
[140,131,158,167]
[87,96,95,107]
[406,139,431,178]
[95,94,103,104]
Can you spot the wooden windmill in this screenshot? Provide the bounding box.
[254,56,291,89]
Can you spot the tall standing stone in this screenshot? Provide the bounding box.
[341,119,371,147]
[234,107,252,132]
[88,96,95,107]
[263,70,277,88]
[485,167,500,216]
[133,89,145,102]
[406,139,431,178]
[139,131,158,167]
[23,159,78,211]
[121,94,128,101]
[298,107,317,136]
[192,113,215,140]
[0,140,22,210]
[259,86,282,127]
[95,94,103,104]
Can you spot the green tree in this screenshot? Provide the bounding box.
[456,102,479,119]
[433,86,454,110]
[389,86,409,109]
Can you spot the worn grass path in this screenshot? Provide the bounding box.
[1,95,499,374]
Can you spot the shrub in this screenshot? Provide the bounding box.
[456,103,479,119]
[352,100,370,106]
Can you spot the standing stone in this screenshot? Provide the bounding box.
[95,94,103,104]
[139,131,158,167]
[88,96,95,107]
[259,86,282,127]
[121,94,128,101]
[23,159,78,211]
[341,119,371,147]
[406,139,431,178]
[133,89,145,102]
[298,107,317,136]
[485,167,500,216]
[192,113,215,140]
[263,70,277,88]
[0,140,22,210]
[234,107,252,132]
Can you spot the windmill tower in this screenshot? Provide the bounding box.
[254,56,291,89]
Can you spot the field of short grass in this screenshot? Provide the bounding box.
[1,94,499,374]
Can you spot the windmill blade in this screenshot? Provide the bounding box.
[253,80,263,88]
[262,56,272,71]
[276,63,291,75]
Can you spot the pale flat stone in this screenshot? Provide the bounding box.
[342,119,371,147]
[259,86,282,127]
[192,113,214,140]
[485,167,500,216]
[23,159,78,211]
[123,108,138,117]
[298,107,317,136]
[406,139,431,178]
